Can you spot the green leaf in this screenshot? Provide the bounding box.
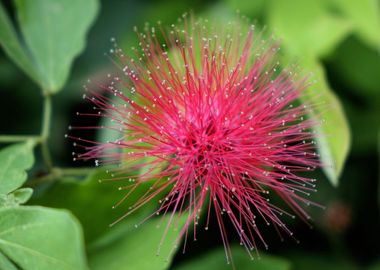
[173,245,291,270]
[268,0,352,58]
[331,0,380,50]
[89,214,186,270]
[301,58,351,186]
[224,0,266,18]
[0,140,35,195]
[32,170,159,244]
[14,0,99,93]
[0,2,39,84]
[9,188,33,204]
[0,206,88,270]
[0,251,18,270]
[0,188,33,207]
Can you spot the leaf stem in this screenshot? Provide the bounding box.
[40,92,54,171]
[0,135,40,143]
[27,168,61,188]
[26,167,96,187]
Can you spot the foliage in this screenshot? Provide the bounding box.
[0,0,379,269]
[173,246,291,270]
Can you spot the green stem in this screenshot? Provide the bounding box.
[40,93,53,171]
[0,135,40,143]
[26,168,61,188]
[26,167,96,187]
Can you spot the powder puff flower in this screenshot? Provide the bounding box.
[69,15,320,262]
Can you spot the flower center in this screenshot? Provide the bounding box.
[174,117,234,176]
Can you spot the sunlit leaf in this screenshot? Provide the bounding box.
[301,58,351,186]
[0,206,88,270]
[331,0,380,50]
[0,141,35,195]
[14,0,99,92]
[0,188,33,207]
[268,0,352,57]
[268,0,352,185]
[0,2,39,84]
[0,251,18,270]
[89,214,186,270]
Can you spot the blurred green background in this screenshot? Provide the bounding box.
[0,0,379,269]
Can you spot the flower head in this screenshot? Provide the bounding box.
[69,15,320,261]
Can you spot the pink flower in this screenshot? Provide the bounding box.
[70,16,320,261]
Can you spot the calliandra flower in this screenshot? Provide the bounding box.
[68,15,320,263]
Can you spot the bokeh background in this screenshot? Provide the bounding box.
[0,0,379,269]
